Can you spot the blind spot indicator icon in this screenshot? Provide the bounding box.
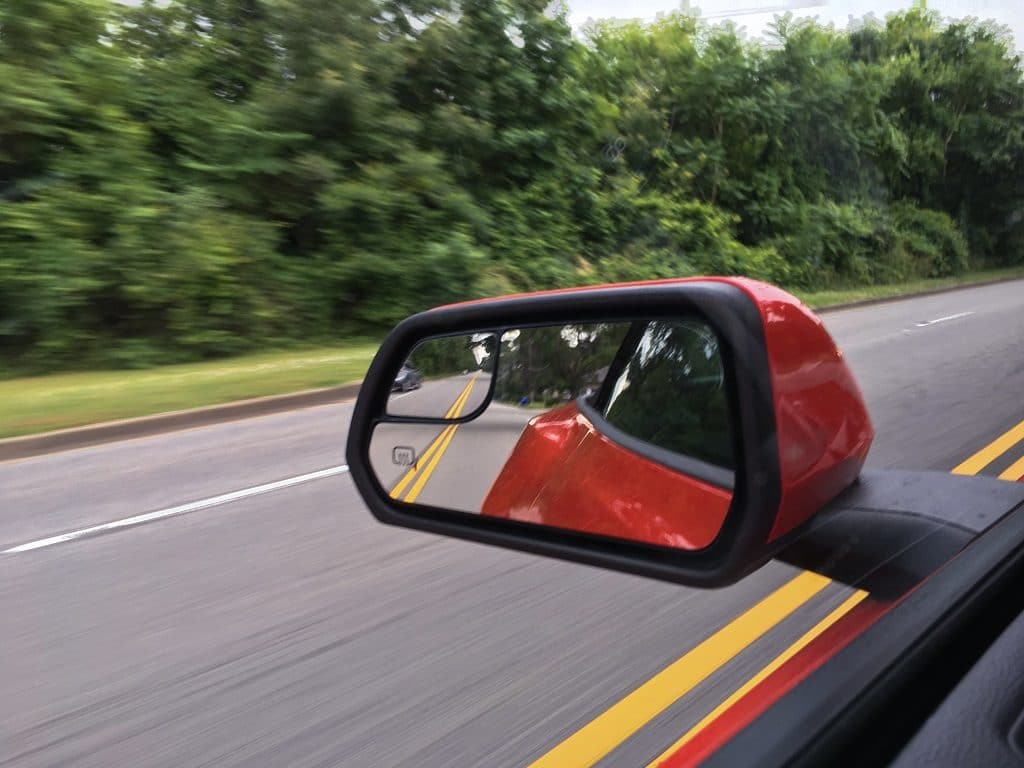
[392,446,416,467]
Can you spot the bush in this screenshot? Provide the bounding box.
[3,2,1020,375]
[592,194,791,284]
[764,201,971,287]
[0,188,308,372]
[766,203,896,287]
[892,203,970,277]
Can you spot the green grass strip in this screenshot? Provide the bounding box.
[3,267,1022,440]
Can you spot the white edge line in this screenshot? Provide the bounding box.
[3,465,349,554]
[914,311,975,327]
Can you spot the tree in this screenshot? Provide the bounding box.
[1,2,1021,374]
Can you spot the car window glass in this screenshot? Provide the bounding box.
[602,320,734,469]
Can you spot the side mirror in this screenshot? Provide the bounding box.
[346,278,873,587]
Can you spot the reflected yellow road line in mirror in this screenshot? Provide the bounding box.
[444,378,477,420]
[405,421,461,503]
[403,376,477,503]
[952,418,1024,476]
[389,426,454,500]
[645,589,868,767]
[389,376,477,500]
[526,571,831,768]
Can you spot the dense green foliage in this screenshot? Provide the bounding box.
[2,1,1022,373]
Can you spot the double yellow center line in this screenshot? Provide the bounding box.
[529,571,841,768]
[389,376,477,504]
[645,589,868,766]
[953,418,1024,480]
[530,416,1024,768]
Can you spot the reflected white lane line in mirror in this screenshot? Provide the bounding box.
[2,465,350,554]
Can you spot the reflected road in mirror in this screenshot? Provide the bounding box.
[387,334,497,418]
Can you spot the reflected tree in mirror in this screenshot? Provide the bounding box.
[408,333,496,378]
[494,323,631,407]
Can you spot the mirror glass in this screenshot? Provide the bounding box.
[386,333,497,418]
[370,318,736,550]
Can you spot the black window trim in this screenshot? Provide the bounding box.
[593,319,649,411]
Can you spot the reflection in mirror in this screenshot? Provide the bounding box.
[494,323,630,407]
[370,318,735,550]
[601,320,733,470]
[387,333,497,418]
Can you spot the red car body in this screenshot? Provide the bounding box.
[482,401,731,549]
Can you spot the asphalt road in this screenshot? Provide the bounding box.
[2,281,1024,768]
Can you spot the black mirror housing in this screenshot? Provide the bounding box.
[347,279,793,587]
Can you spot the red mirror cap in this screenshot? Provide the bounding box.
[731,279,875,542]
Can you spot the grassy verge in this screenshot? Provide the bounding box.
[2,266,1022,440]
[0,344,378,439]
[796,265,1024,309]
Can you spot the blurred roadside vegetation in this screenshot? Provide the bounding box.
[2,0,1023,377]
[1,264,1021,438]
